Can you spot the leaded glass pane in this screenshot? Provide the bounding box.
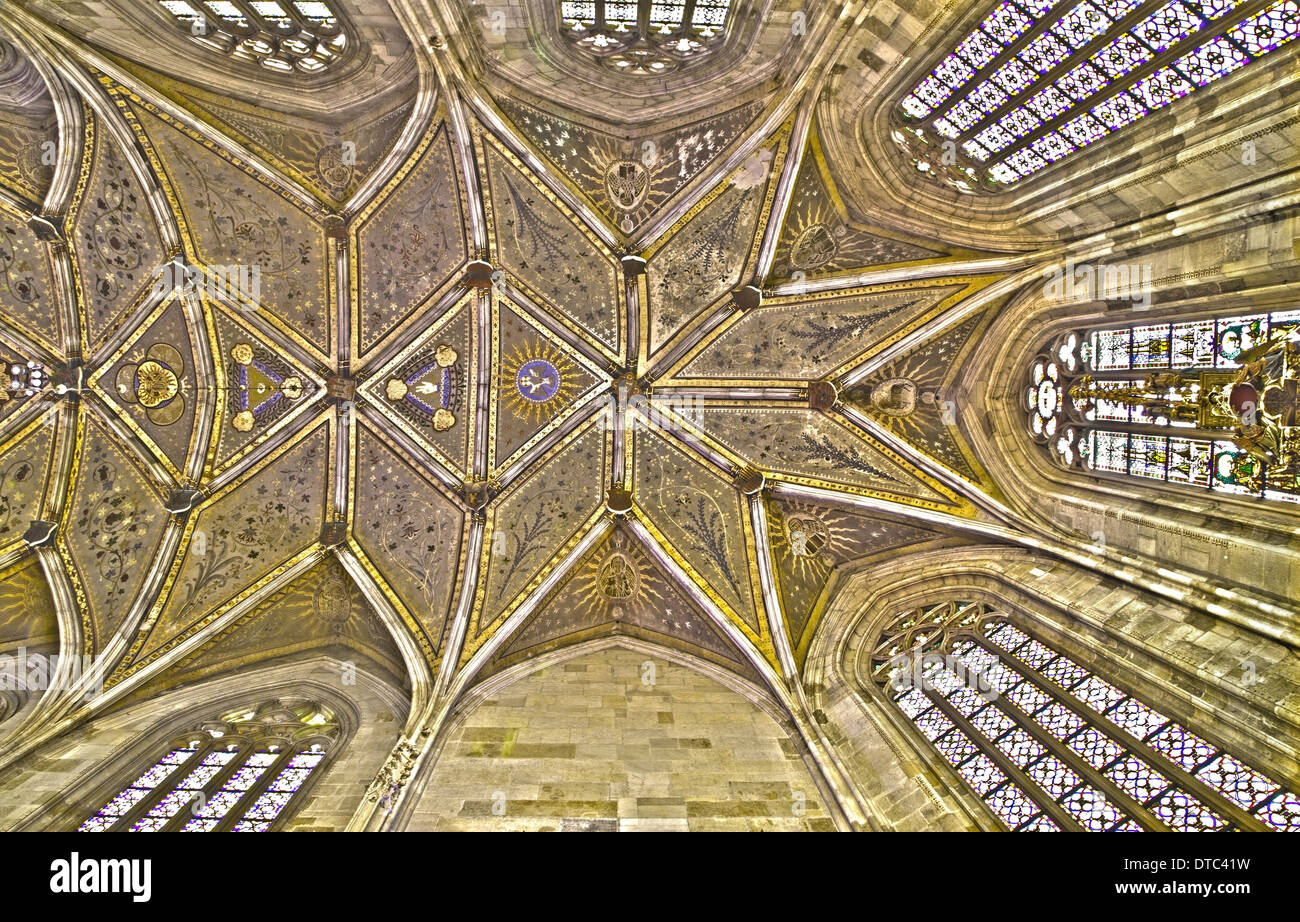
[1131,66,1195,110]
[949,684,991,716]
[997,727,1048,767]
[1020,31,1074,72]
[1034,701,1088,739]
[1007,681,1054,715]
[970,704,1019,738]
[234,750,326,829]
[1092,32,1154,77]
[896,687,931,718]
[1057,60,1109,99]
[1053,2,1114,49]
[936,730,982,763]
[1067,727,1125,769]
[956,753,1010,795]
[1105,756,1171,803]
[916,708,958,740]
[1026,83,1076,119]
[1060,786,1127,830]
[1255,792,1300,831]
[959,28,1004,69]
[986,622,1031,650]
[1230,0,1300,53]
[1092,90,1148,128]
[936,53,977,90]
[1025,755,1082,797]
[1195,754,1279,809]
[1018,813,1063,830]
[985,2,1036,43]
[1131,1,1204,52]
[1015,639,1058,669]
[986,783,1050,828]
[1145,724,1217,769]
[1040,655,1090,689]
[1105,698,1170,740]
[1150,788,1229,830]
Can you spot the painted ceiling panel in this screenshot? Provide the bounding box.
[632,424,763,635]
[644,143,775,356]
[474,415,609,647]
[207,302,321,477]
[844,304,1002,490]
[358,294,475,479]
[675,285,965,384]
[121,96,332,361]
[133,555,408,702]
[90,295,199,480]
[352,423,466,663]
[770,123,959,284]
[685,405,955,507]
[492,297,602,472]
[61,409,169,656]
[355,120,468,357]
[68,112,165,353]
[123,420,330,674]
[0,420,56,550]
[487,524,756,679]
[0,205,60,353]
[497,96,766,235]
[482,139,622,359]
[0,557,57,654]
[766,498,950,657]
[106,51,419,209]
[0,35,57,205]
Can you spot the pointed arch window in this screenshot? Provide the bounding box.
[157,1,349,74]
[558,1,733,74]
[1027,310,1300,503]
[893,0,1299,193]
[78,700,338,832]
[874,601,1300,830]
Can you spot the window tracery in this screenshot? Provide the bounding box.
[894,0,1300,193]
[157,1,349,74]
[1026,311,1300,503]
[78,700,339,832]
[558,1,733,74]
[873,601,1300,831]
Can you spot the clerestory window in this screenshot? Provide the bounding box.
[157,1,349,74]
[558,1,734,74]
[894,0,1300,193]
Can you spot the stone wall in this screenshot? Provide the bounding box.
[405,646,833,831]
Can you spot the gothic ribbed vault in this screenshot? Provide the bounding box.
[0,0,1297,834]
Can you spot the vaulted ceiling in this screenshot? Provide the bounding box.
[0,0,1294,750]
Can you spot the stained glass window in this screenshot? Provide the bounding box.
[1027,311,1300,503]
[558,0,733,73]
[873,601,1300,831]
[156,0,348,74]
[894,0,1300,192]
[79,702,338,833]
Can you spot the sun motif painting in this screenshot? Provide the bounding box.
[498,340,583,425]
